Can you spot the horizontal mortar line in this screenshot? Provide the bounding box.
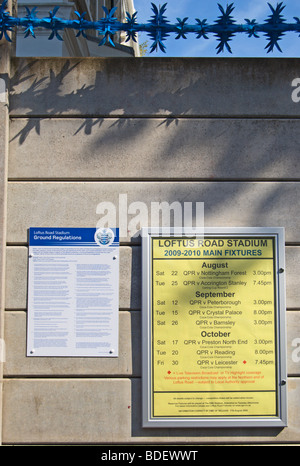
[6,242,27,246]
[1,442,297,447]
[7,178,300,183]
[9,114,300,120]
[1,443,146,447]
[3,375,142,380]
[2,375,298,380]
[4,308,298,313]
[4,308,141,312]
[6,242,142,247]
[6,242,300,247]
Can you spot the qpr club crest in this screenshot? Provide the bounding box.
[94,228,115,247]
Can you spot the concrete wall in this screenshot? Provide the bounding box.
[0,36,11,445]
[2,56,300,444]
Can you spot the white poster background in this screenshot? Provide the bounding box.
[27,228,119,357]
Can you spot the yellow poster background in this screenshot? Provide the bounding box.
[151,237,278,418]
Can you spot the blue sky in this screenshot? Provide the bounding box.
[133,0,300,57]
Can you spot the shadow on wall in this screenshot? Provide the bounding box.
[9,56,300,133]
[7,57,300,244]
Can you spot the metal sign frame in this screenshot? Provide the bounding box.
[142,227,287,428]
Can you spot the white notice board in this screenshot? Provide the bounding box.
[27,228,119,357]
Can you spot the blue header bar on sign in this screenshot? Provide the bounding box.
[29,228,119,246]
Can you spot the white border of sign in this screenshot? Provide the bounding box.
[142,227,287,428]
